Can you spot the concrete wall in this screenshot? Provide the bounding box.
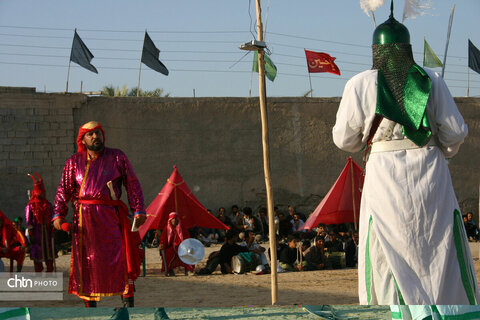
[1,87,479,222]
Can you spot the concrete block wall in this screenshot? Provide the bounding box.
[0,87,86,219]
[0,87,479,223]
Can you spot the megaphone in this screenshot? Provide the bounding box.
[178,238,205,265]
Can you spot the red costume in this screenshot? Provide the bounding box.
[25,173,55,272]
[160,212,194,273]
[53,121,145,304]
[0,210,26,272]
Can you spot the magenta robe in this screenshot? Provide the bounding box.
[53,148,145,301]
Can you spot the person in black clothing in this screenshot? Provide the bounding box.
[466,212,479,241]
[278,212,293,240]
[325,231,344,253]
[216,209,233,242]
[279,235,300,271]
[196,230,250,275]
[345,230,359,267]
[257,207,269,240]
[268,235,287,263]
[304,236,328,270]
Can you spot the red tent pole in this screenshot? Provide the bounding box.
[350,158,358,231]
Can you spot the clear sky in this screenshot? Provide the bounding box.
[0,0,479,97]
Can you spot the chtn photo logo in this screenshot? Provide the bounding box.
[6,275,58,288]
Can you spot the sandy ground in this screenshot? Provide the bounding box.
[1,242,480,316]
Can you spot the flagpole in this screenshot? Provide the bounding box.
[350,158,358,231]
[65,60,71,93]
[137,63,142,97]
[371,11,377,28]
[255,0,278,305]
[137,30,146,97]
[249,70,253,98]
[467,67,470,97]
[441,5,455,78]
[308,72,313,98]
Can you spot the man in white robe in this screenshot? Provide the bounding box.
[333,5,479,305]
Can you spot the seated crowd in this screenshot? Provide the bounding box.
[151,204,360,275]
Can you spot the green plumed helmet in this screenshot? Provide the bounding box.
[372,1,410,45]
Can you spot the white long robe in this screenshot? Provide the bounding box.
[333,68,479,305]
[390,305,480,320]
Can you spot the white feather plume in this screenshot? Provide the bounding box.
[402,0,433,22]
[360,0,386,17]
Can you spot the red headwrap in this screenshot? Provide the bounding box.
[166,212,185,246]
[76,121,106,153]
[28,173,49,223]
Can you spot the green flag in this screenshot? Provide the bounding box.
[423,39,443,68]
[253,51,277,82]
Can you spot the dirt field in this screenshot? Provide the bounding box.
[1,242,479,311]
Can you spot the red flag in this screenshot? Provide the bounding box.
[304,49,341,75]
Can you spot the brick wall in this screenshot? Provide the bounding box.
[1,87,479,222]
[0,88,86,219]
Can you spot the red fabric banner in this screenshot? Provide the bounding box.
[304,49,341,75]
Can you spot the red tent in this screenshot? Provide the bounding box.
[300,157,364,230]
[139,165,229,239]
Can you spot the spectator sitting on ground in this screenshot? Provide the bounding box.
[238,207,263,236]
[316,224,328,240]
[240,230,270,273]
[257,207,269,241]
[268,235,287,264]
[303,236,329,270]
[345,230,359,268]
[287,205,307,223]
[291,213,306,234]
[325,230,344,253]
[464,215,476,241]
[273,207,280,236]
[231,205,242,226]
[196,230,250,275]
[466,211,479,241]
[197,227,218,247]
[279,235,304,271]
[301,240,311,252]
[216,208,232,242]
[335,223,349,241]
[278,212,293,240]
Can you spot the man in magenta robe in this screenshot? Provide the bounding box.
[53,121,146,307]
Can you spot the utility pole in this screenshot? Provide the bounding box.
[255,0,278,305]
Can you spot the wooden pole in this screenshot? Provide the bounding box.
[255,0,278,305]
[350,158,358,231]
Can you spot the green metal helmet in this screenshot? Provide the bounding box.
[372,1,410,45]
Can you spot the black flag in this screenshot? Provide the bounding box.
[70,30,98,74]
[469,39,480,75]
[141,32,169,75]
